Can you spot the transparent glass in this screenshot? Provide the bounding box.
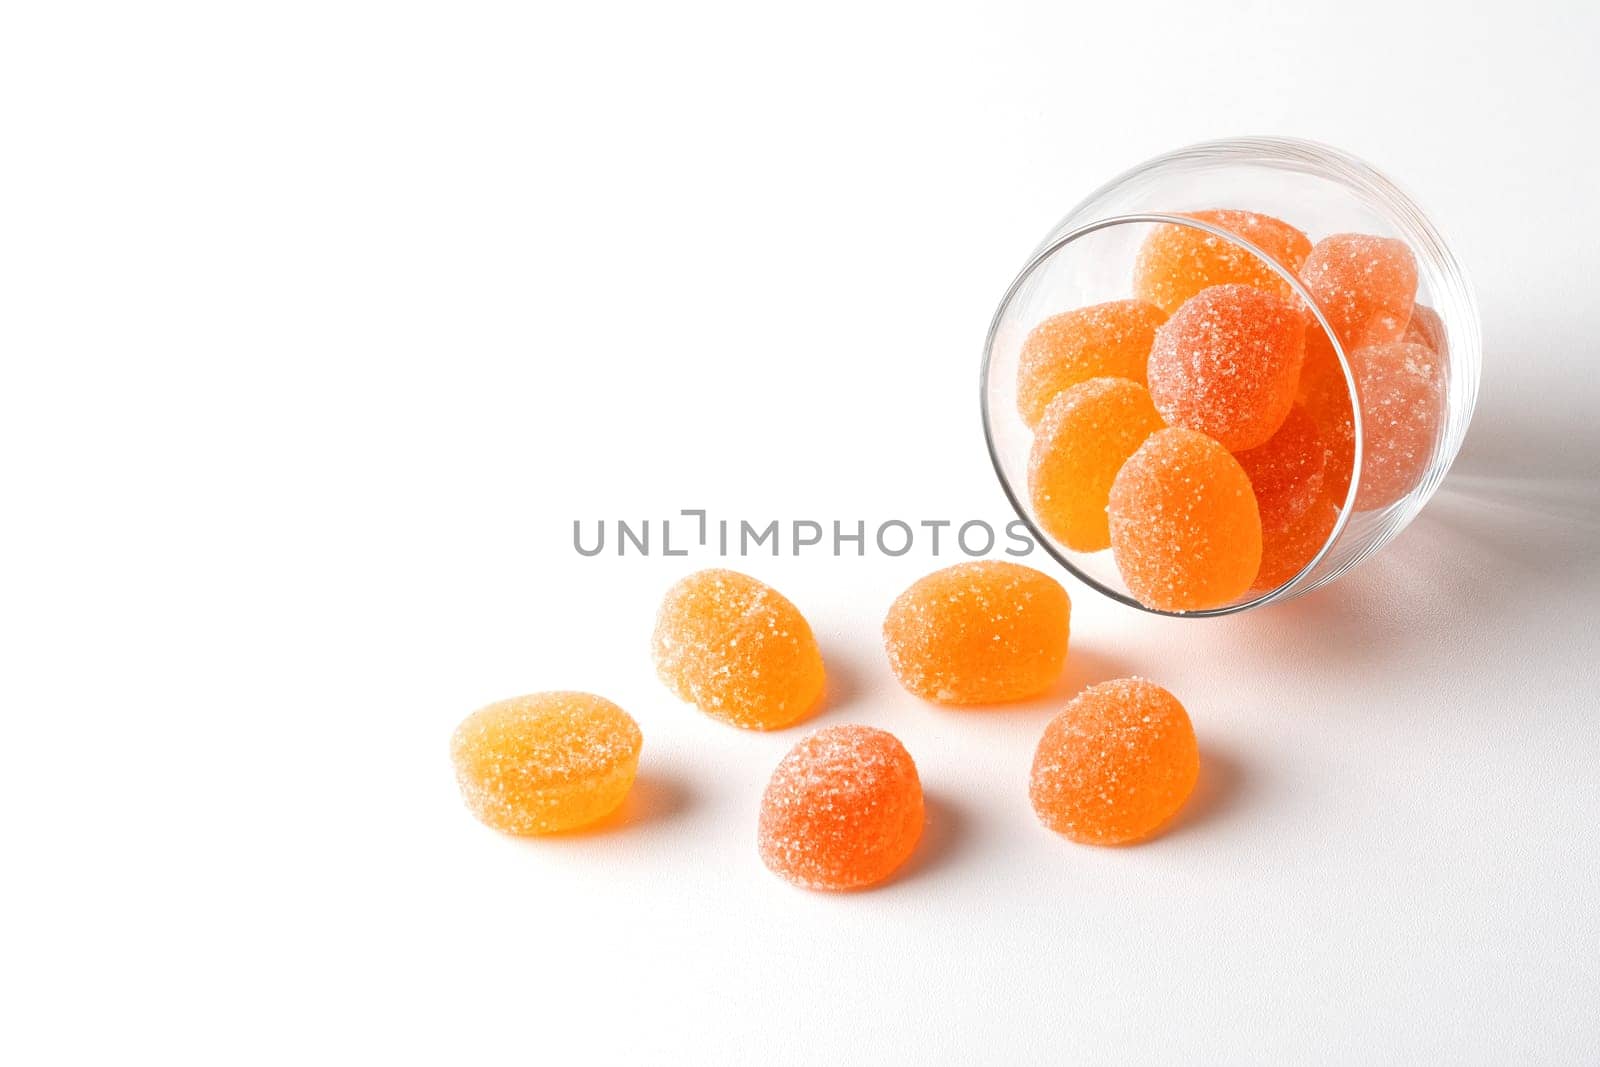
[981,137,1481,616]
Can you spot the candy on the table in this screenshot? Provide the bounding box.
[1299,334,1445,511]
[758,724,924,890]
[1402,303,1446,354]
[1014,300,1166,429]
[1146,283,1305,451]
[1028,377,1165,551]
[883,561,1070,704]
[1029,677,1198,845]
[451,691,642,835]
[1108,427,1262,612]
[653,568,825,730]
[1233,403,1327,532]
[1300,233,1418,349]
[1132,209,1312,316]
[1252,495,1340,592]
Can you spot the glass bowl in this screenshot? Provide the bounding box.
[980,136,1481,616]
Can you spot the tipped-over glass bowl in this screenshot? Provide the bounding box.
[981,137,1481,616]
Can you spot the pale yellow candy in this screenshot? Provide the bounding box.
[451,692,641,835]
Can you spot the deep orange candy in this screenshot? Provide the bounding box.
[1300,233,1418,349]
[1296,326,1358,503]
[1252,495,1340,592]
[1029,677,1199,845]
[652,568,825,730]
[1108,428,1263,612]
[1028,377,1165,551]
[1146,283,1305,451]
[1132,209,1312,316]
[1233,403,1326,532]
[758,724,924,890]
[451,692,642,835]
[1015,300,1165,428]
[883,561,1070,704]
[1299,335,1445,511]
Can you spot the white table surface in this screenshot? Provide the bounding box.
[5,1,1597,1063]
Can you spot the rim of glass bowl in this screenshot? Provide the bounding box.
[980,211,1359,618]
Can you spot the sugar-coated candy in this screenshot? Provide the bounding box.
[758,725,924,891]
[451,692,642,835]
[1108,428,1262,612]
[1300,335,1444,511]
[883,561,1070,704]
[1296,326,1358,503]
[1300,233,1417,349]
[1146,283,1305,451]
[653,568,825,730]
[1233,404,1326,532]
[1029,677,1198,845]
[1402,303,1446,354]
[1252,496,1340,592]
[1028,377,1165,551]
[1346,341,1446,510]
[1015,300,1165,428]
[1132,209,1312,316]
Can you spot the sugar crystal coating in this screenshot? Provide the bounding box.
[1029,677,1198,845]
[883,561,1070,704]
[1233,403,1327,532]
[1300,233,1417,349]
[451,691,642,835]
[1028,377,1165,551]
[758,724,924,891]
[653,568,825,730]
[1147,283,1305,451]
[1132,209,1312,316]
[1015,300,1166,428]
[1252,495,1340,592]
[1346,341,1446,510]
[1300,335,1444,511]
[1108,428,1262,612]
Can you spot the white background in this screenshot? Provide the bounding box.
[3,2,1597,1063]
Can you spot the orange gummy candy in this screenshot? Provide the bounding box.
[1029,677,1198,845]
[652,568,825,730]
[1132,209,1312,316]
[1296,326,1357,503]
[1300,335,1444,511]
[758,724,924,890]
[1300,233,1418,349]
[1233,403,1326,532]
[451,691,642,835]
[1349,341,1446,510]
[1402,303,1446,354]
[1146,283,1305,451]
[1108,428,1263,612]
[883,561,1070,704]
[1015,300,1166,428]
[1028,377,1165,551]
[1252,495,1340,592]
